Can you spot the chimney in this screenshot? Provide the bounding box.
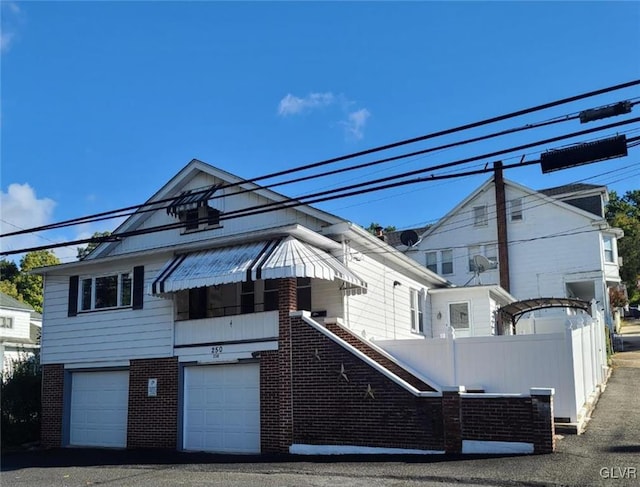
[375,226,387,242]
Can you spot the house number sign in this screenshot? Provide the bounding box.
[211,345,223,358]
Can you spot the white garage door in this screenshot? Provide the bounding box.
[70,370,129,448]
[183,363,260,453]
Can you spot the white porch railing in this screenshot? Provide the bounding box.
[174,310,279,346]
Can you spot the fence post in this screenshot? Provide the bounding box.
[530,387,555,453]
[442,386,465,454]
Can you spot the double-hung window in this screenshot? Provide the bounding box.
[0,316,13,328]
[473,205,488,227]
[425,252,437,273]
[410,288,424,334]
[441,249,453,275]
[603,236,615,263]
[80,272,132,311]
[510,197,523,221]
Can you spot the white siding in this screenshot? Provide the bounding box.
[410,183,614,306]
[310,278,343,319]
[0,308,31,341]
[175,311,278,346]
[109,173,330,256]
[41,257,174,365]
[344,241,428,341]
[430,288,494,337]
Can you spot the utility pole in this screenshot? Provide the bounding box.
[494,161,510,293]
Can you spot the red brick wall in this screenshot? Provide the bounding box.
[127,357,178,448]
[461,397,533,442]
[260,349,280,453]
[41,364,64,448]
[291,315,445,451]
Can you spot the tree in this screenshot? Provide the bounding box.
[364,222,397,235]
[9,251,61,313]
[0,259,19,281]
[606,190,640,305]
[77,231,111,260]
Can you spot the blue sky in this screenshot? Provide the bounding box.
[1,1,639,262]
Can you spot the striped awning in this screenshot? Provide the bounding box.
[150,236,367,295]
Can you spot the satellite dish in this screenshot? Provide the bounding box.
[400,230,420,247]
[473,254,497,273]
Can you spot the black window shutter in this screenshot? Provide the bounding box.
[68,275,79,317]
[132,266,144,310]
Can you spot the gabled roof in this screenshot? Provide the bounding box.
[0,292,33,312]
[416,176,610,242]
[89,159,347,259]
[538,183,606,198]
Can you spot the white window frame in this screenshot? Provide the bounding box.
[603,235,615,263]
[510,197,523,221]
[0,316,13,328]
[448,301,470,331]
[425,251,437,273]
[79,271,133,312]
[410,288,424,334]
[473,205,488,227]
[441,249,453,275]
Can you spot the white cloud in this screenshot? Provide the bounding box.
[278,91,372,140]
[278,92,335,116]
[0,183,56,258]
[340,108,371,141]
[1,2,23,54]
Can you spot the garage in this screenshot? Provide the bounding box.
[183,362,260,453]
[69,370,129,448]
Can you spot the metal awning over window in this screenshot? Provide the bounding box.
[166,185,221,218]
[150,236,367,295]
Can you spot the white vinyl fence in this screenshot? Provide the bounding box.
[378,305,608,422]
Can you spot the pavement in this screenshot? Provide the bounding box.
[612,320,640,368]
[2,321,640,486]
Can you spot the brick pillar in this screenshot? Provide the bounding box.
[442,386,465,454]
[530,387,555,454]
[277,277,297,453]
[127,357,178,448]
[41,364,65,448]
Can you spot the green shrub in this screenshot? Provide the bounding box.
[1,353,41,448]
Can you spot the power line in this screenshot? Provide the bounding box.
[3,81,639,238]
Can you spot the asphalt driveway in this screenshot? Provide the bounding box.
[2,339,640,486]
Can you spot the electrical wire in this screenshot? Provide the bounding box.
[3,81,639,239]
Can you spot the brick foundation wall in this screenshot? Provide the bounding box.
[260,350,280,453]
[291,315,445,451]
[41,364,64,448]
[127,357,178,448]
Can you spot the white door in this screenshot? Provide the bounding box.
[183,363,260,453]
[70,370,129,448]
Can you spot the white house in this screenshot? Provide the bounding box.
[402,178,623,329]
[36,159,556,455]
[0,292,41,377]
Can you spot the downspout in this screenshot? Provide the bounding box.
[494,161,510,292]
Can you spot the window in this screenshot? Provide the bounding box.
[241,280,255,314]
[485,243,497,262]
[473,205,488,227]
[468,245,482,272]
[264,280,279,311]
[449,302,470,330]
[603,236,615,263]
[181,206,222,232]
[510,198,523,221]
[297,277,312,311]
[441,249,453,275]
[0,316,13,328]
[410,289,424,333]
[80,272,133,311]
[425,252,437,273]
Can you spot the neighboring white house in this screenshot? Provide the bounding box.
[401,178,623,329]
[0,292,41,377]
